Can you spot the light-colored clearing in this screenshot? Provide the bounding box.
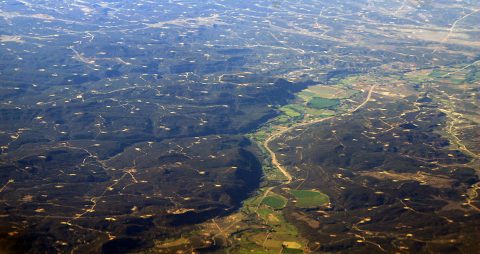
[146,14,226,28]
[0,35,24,43]
[361,171,454,188]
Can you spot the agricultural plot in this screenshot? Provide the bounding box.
[289,190,330,208]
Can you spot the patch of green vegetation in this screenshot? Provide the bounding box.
[403,74,430,83]
[297,90,317,101]
[283,248,304,254]
[257,207,273,218]
[307,97,340,110]
[289,190,329,208]
[288,104,305,112]
[238,243,276,254]
[280,105,301,117]
[338,76,360,85]
[251,131,267,142]
[276,115,291,124]
[429,69,449,78]
[262,194,287,209]
[279,104,305,118]
[255,204,298,234]
[260,164,289,181]
[450,78,465,85]
[305,107,336,117]
[243,187,275,209]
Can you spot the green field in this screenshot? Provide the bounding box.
[307,97,340,109]
[280,104,304,117]
[429,69,449,78]
[262,194,288,209]
[257,207,274,219]
[289,190,329,208]
[283,248,304,254]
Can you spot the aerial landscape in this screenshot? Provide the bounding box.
[0,0,479,253]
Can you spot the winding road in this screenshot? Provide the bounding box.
[263,84,376,183]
